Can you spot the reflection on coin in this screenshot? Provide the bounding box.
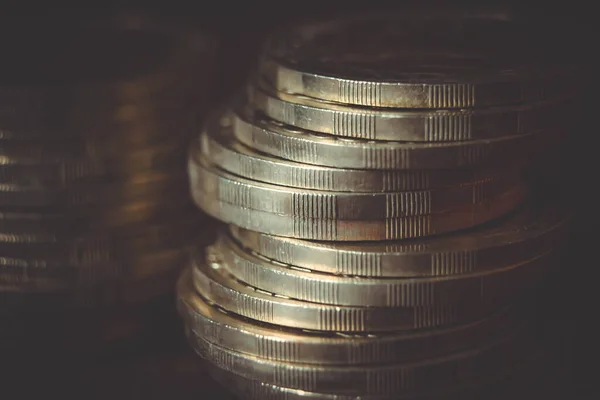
[233,108,546,170]
[192,153,521,220]
[229,202,568,277]
[198,113,522,192]
[192,256,499,332]
[260,11,574,108]
[194,184,526,241]
[213,232,553,307]
[251,82,569,141]
[178,270,525,365]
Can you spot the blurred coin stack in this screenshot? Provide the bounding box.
[0,13,216,357]
[180,10,576,399]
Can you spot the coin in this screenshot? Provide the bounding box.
[0,207,207,248]
[233,108,547,170]
[206,355,545,400]
[229,202,568,277]
[178,270,524,365]
[0,139,187,178]
[0,245,189,289]
[193,256,498,332]
[0,200,198,241]
[0,176,188,208]
[212,232,554,307]
[195,183,525,241]
[250,82,570,142]
[0,213,208,259]
[259,11,574,109]
[192,153,521,220]
[0,159,186,187]
[188,325,532,395]
[198,113,522,192]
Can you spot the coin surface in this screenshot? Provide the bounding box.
[206,357,544,400]
[178,9,575,400]
[178,270,524,365]
[233,108,546,170]
[251,82,569,142]
[212,232,554,307]
[260,11,574,109]
[198,113,522,192]
[229,202,568,277]
[189,325,532,395]
[194,183,525,241]
[192,256,499,332]
[192,153,521,220]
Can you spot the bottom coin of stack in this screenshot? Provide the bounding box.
[178,200,568,399]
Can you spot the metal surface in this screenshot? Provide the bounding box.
[251,81,570,142]
[229,202,568,277]
[198,113,523,192]
[233,107,548,170]
[259,11,574,109]
[188,325,531,395]
[194,186,526,241]
[192,153,521,219]
[213,232,554,307]
[179,8,576,399]
[178,271,525,365]
[192,257,499,332]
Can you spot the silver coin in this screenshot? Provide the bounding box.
[0,140,186,182]
[250,82,570,142]
[229,202,569,277]
[206,363,526,400]
[0,176,188,208]
[194,184,525,241]
[0,200,198,240]
[178,270,524,365]
[192,152,521,220]
[193,256,498,332]
[188,325,532,395]
[0,207,208,247]
[0,245,189,290]
[232,107,548,170]
[197,112,521,192]
[0,213,208,263]
[260,11,574,108]
[212,232,554,307]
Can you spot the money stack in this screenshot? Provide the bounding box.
[180,11,576,399]
[0,13,215,357]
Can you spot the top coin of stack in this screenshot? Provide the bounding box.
[184,9,575,399]
[0,12,216,355]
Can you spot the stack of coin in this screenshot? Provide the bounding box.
[0,13,216,356]
[181,10,576,399]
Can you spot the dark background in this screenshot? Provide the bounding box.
[2,1,597,399]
